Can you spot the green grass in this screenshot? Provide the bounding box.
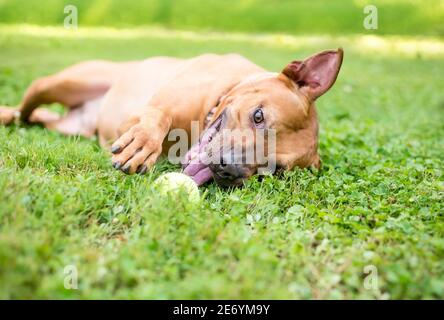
[0,25,443,299]
[0,0,443,36]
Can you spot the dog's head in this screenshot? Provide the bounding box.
[183,49,343,187]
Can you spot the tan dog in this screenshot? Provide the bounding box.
[0,49,343,187]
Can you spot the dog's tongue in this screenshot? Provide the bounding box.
[184,164,213,186]
[182,113,223,186]
[182,129,216,186]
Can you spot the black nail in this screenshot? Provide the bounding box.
[111,145,121,154]
[137,164,147,175]
[113,161,122,169]
[122,163,130,174]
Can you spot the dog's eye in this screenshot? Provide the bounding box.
[253,109,264,124]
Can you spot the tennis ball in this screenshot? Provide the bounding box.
[153,172,200,203]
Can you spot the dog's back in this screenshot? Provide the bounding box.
[97,54,264,144]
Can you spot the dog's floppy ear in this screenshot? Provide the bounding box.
[282,48,343,101]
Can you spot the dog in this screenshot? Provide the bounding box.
[0,49,343,187]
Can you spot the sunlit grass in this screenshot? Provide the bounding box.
[1,24,443,59]
[0,0,442,35]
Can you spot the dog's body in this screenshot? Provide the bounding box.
[0,50,343,186]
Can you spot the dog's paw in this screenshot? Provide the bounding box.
[0,106,18,125]
[110,123,162,175]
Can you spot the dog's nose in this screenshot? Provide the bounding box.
[210,156,244,181]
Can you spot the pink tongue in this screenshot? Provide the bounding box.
[182,120,221,186]
[183,161,206,177]
[183,156,213,186]
[191,167,213,186]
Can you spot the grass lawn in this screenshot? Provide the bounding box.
[0,25,443,299]
[1,0,443,36]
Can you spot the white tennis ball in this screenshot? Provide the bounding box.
[153,172,200,203]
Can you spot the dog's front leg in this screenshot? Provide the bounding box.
[110,106,172,174]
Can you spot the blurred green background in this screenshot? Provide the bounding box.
[0,0,443,35]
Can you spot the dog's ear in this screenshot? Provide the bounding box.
[282,48,343,101]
